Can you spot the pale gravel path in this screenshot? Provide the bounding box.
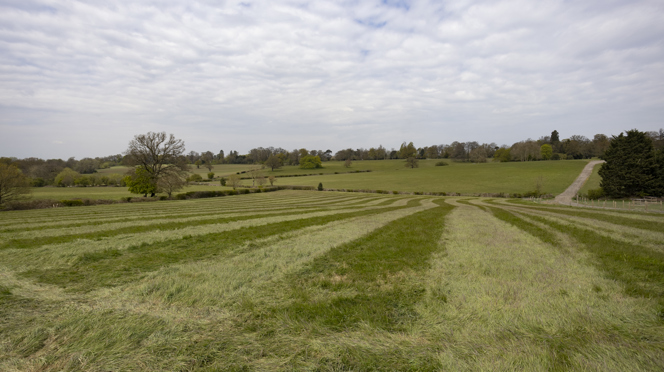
[554,160,605,205]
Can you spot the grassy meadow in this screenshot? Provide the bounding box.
[1,190,663,370]
[40,159,592,200]
[30,184,233,201]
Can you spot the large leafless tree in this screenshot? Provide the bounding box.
[124,132,189,188]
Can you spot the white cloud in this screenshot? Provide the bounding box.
[0,0,663,158]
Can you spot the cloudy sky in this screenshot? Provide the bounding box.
[1,0,663,159]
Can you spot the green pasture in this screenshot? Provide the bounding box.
[29,184,232,201]
[1,191,663,370]
[33,159,590,200]
[273,159,590,195]
[95,166,130,175]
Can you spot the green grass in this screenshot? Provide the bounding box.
[578,161,602,195]
[29,159,589,200]
[271,159,590,195]
[2,191,663,370]
[28,184,233,201]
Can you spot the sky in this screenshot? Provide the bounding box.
[1,0,663,159]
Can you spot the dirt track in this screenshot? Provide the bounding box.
[554,160,605,205]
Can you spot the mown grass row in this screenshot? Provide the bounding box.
[2,191,664,371]
[0,191,369,225]
[484,200,664,318]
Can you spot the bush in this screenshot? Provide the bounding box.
[587,188,605,200]
[300,155,323,169]
[60,199,84,207]
[188,174,203,182]
[31,177,47,187]
[207,172,215,180]
[159,195,168,200]
[220,177,226,186]
[122,197,133,202]
[318,182,323,191]
[435,161,449,166]
[175,194,187,200]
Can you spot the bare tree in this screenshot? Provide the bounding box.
[0,164,31,205]
[469,147,488,163]
[157,172,187,198]
[256,175,267,187]
[248,168,263,187]
[124,132,189,196]
[228,174,242,190]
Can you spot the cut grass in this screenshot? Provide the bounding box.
[17,201,423,292]
[2,191,663,371]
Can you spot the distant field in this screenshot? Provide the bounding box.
[1,191,662,370]
[35,159,591,198]
[274,159,590,195]
[30,184,232,200]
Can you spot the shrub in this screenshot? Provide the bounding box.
[60,199,84,207]
[220,177,226,186]
[587,188,605,200]
[188,174,203,182]
[435,161,449,166]
[31,177,46,187]
[207,172,215,180]
[175,194,187,200]
[300,155,323,169]
[393,191,399,194]
[122,197,133,202]
[318,182,323,191]
[159,195,168,200]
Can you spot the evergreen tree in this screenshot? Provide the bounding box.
[599,129,658,198]
[653,147,664,196]
[551,130,560,152]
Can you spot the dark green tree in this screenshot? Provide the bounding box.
[264,155,282,171]
[654,147,664,196]
[317,182,323,191]
[551,130,561,152]
[599,129,659,198]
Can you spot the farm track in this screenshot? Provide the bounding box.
[555,160,604,205]
[1,191,663,371]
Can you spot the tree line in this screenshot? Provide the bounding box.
[1,128,663,205]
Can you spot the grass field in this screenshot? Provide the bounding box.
[274,159,590,195]
[29,185,233,201]
[1,190,663,370]
[40,159,592,199]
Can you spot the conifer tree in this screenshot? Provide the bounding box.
[599,129,658,198]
